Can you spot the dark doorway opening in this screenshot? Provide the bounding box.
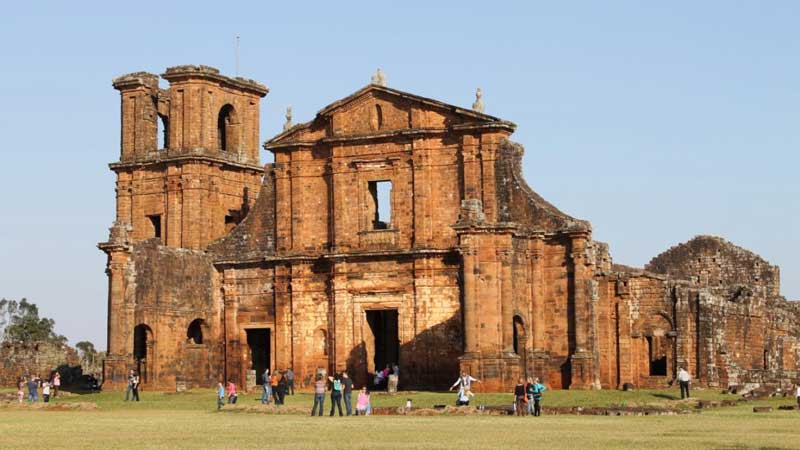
[647,336,668,376]
[148,215,162,240]
[366,309,399,375]
[133,324,153,383]
[246,328,270,385]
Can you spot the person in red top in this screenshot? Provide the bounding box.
[227,380,237,404]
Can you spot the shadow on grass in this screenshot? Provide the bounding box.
[651,393,680,400]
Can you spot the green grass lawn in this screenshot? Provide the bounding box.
[1,388,798,450]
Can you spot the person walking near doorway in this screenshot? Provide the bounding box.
[217,382,225,410]
[261,369,272,405]
[677,367,691,399]
[286,368,295,395]
[125,370,135,401]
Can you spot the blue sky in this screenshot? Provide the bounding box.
[0,1,797,349]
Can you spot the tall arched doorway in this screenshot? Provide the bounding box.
[133,324,154,384]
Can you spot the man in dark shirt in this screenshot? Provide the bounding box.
[286,368,294,395]
[341,371,354,416]
[26,376,39,403]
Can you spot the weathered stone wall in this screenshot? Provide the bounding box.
[0,342,81,387]
[101,69,800,392]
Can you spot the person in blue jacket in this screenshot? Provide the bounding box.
[531,377,546,416]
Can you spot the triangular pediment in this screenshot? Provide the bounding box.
[265,84,515,148]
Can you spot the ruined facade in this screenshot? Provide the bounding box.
[100,65,800,392]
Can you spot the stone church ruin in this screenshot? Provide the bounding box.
[99,65,800,391]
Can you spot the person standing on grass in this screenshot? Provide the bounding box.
[261,368,271,405]
[311,374,326,416]
[525,377,536,415]
[277,372,288,405]
[27,375,39,403]
[125,369,135,401]
[217,382,225,410]
[678,366,691,399]
[42,381,51,403]
[531,378,546,417]
[17,379,25,404]
[227,379,237,404]
[449,371,481,393]
[286,368,295,395]
[514,378,527,416]
[132,372,141,401]
[52,372,60,398]
[328,373,344,416]
[795,383,800,410]
[270,370,280,404]
[342,371,354,416]
[356,387,371,416]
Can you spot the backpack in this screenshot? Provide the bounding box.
[333,380,342,391]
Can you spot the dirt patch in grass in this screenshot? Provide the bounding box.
[0,401,97,411]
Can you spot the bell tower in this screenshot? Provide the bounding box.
[109,65,268,250]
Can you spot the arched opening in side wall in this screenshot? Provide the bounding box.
[133,324,154,384]
[187,319,206,344]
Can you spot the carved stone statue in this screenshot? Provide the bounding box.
[371,68,387,87]
[283,106,293,131]
[472,88,484,113]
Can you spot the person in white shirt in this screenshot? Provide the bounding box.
[42,382,51,403]
[677,367,691,399]
[795,384,800,409]
[449,372,481,392]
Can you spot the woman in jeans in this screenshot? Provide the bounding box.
[328,373,344,416]
[311,374,326,416]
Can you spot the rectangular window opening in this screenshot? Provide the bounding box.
[368,180,392,230]
[147,215,162,240]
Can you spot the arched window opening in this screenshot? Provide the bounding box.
[187,319,205,345]
[375,104,384,129]
[512,316,525,355]
[157,114,169,150]
[218,104,235,151]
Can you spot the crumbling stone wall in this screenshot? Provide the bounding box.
[0,342,81,387]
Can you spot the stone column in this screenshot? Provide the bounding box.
[568,233,599,389]
[461,244,479,354]
[499,248,514,352]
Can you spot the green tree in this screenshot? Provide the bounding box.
[76,341,97,365]
[0,298,67,344]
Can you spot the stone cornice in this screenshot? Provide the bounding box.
[213,247,456,267]
[265,123,515,151]
[109,151,264,172]
[161,65,268,97]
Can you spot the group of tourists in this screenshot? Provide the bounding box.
[124,370,141,401]
[16,372,61,404]
[513,377,547,416]
[259,368,294,405]
[372,363,399,390]
[311,370,371,416]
